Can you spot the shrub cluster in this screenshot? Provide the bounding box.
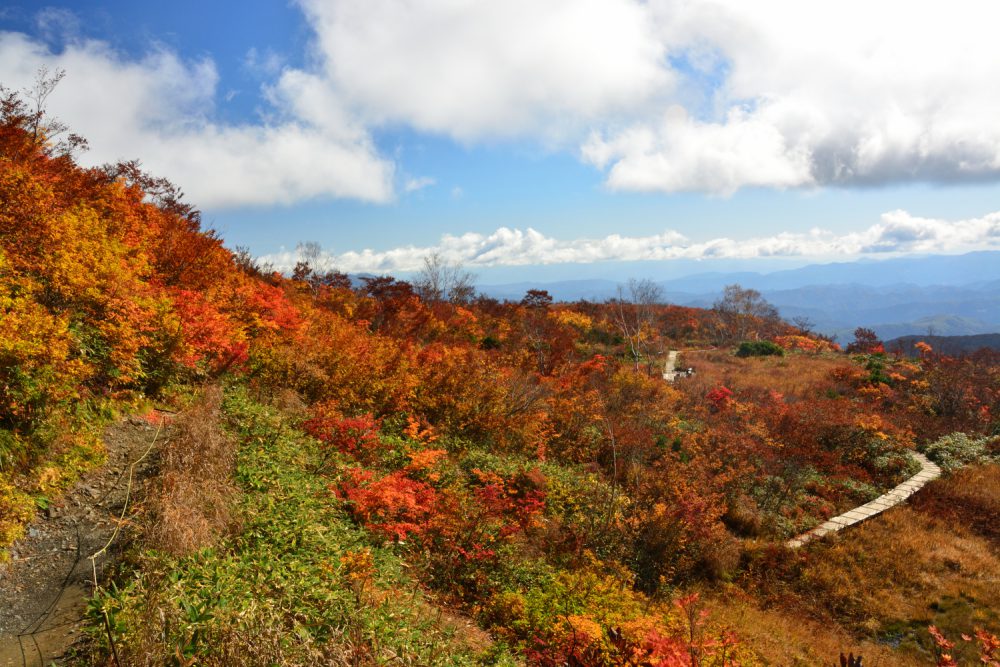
[921,432,1000,471]
[735,340,785,357]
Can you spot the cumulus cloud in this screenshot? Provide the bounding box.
[589,0,1000,193]
[259,210,1000,273]
[858,210,1000,253]
[296,0,671,142]
[243,47,285,78]
[290,0,1000,193]
[0,30,394,207]
[582,106,813,195]
[6,0,1000,205]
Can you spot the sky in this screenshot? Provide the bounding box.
[2,1,1000,283]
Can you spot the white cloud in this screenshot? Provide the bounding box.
[582,105,813,195]
[282,0,1000,193]
[857,210,1000,254]
[296,0,672,142]
[35,7,80,42]
[6,0,1000,206]
[258,210,1000,273]
[403,176,435,193]
[0,30,394,207]
[591,0,1000,193]
[243,47,285,77]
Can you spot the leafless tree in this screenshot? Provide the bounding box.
[292,241,350,292]
[612,278,666,372]
[232,245,274,278]
[712,284,782,344]
[791,315,814,334]
[3,67,87,157]
[413,251,476,305]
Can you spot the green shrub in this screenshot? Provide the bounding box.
[84,387,493,665]
[0,429,28,472]
[735,340,785,357]
[920,432,1000,472]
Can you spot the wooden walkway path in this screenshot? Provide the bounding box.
[658,350,941,549]
[786,452,941,548]
[663,351,682,382]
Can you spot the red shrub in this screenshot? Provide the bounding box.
[302,402,381,468]
[334,467,438,541]
[706,385,734,410]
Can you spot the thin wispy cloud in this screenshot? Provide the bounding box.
[259,210,1000,274]
[34,7,79,42]
[403,176,436,193]
[243,47,285,77]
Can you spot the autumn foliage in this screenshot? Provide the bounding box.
[0,87,300,545]
[3,85,999,664]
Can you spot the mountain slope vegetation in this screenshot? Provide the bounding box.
[1,87,998,665]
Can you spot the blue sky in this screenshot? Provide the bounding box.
[3,1,1000,282]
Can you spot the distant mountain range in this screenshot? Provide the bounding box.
[477,251,1000,342]
[886,333,1000,357]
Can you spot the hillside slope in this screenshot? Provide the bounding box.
[2,89,999,666]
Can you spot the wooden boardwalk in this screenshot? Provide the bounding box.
[663,351,681,382]
[786,452,941,548]
[657,351,941,549]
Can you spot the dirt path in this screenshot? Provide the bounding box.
[0,415,167,666]
[786,452,941,548]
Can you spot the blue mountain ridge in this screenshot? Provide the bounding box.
[476,251,1000,340]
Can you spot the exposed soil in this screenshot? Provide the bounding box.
[0,416,168,666]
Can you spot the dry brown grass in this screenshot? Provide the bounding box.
[268,387,309,419]
[145,385,239,556]
[670,350,1000,664]
[911,463,1000,546]
[801,503,999,627]
[678,349,849,401]
[706,593,916,666]
[739,464,1000,664]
